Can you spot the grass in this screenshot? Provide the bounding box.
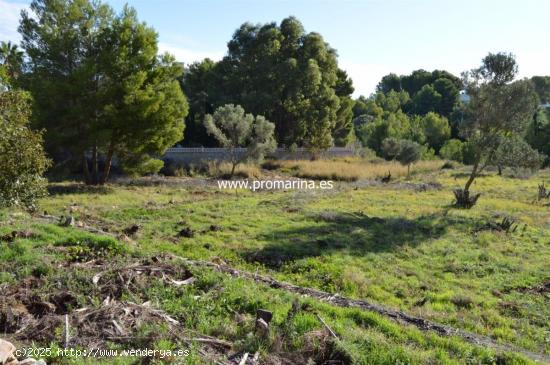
[270,157,444,181]
[1,160,549,364]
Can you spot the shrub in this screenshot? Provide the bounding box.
[381,138,402,160]
[440,139,464,162]
[0,90,50,211]
[396,140,421,177]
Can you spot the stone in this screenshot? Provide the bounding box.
[0,339,16,365]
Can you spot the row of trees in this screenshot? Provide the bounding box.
[6,0,188,185]
[2,0,550,209]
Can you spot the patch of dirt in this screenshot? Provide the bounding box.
[0,230,35,242]
[514,280,550,294]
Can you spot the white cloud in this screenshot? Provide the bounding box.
[340,61,411,98]
[0,0,26,42]
[158,42,224,66]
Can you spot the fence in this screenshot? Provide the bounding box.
[163,147,355,164]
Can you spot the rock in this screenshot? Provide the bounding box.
[255,318,269,339]
[256,309,273,324]
[60,216,75,227]
[0,339,16,364]
[19,358,47,365]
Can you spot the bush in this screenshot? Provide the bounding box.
[0,90,50,211]
[381,138,402,160]
[440,139,464,162]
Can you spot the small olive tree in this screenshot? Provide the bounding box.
[491,136,544,176]
[455,53,538,208]
[204,104,276,177]
[396,140,421,178]
[0,89,50,210]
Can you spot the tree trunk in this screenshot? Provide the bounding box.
[82,152,91,185]
[100,143,115,185]
[497,165,502,176]
[230,162,237,179]
[407,164,410,179]
[464,161,479,193]
[92,144,99,185]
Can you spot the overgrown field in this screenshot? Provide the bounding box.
[1,162,549,364]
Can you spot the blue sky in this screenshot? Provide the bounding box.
[1,0,549,96]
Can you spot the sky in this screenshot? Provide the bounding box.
[1,0,549,96]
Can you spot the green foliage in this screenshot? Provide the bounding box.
[0,41,24,83]
[204,104,276,176]
[181,17,353,149]
[20,0,188,184]
[439,139,464,162]
[530,76,550,104]
[0,90,50,210]
[458,52,538,199]
[412,84,442,115]
[525,108,550,165]
[376,69,461,117]
[380,137,402,160]
[420,112,451,152]
[491,135,544,175]
[396,140,421,169]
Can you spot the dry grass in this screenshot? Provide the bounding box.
[207,161,263,179]
[275,158,444,181]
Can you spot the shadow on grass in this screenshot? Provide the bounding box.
[48,183,113,196]
[244,211,474,268]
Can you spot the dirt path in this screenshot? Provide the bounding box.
[173,256,550,364]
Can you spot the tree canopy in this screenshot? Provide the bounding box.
[19,0,188,184]
[204,104,276,177]
[182,17,354,149]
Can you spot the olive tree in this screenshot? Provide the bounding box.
[204,104,276,178]
[455,53,538,208]
[491,136,544,176]
[396,140,421,178]
[0,90,50,210]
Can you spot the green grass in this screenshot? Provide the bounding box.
[1,164,549,363]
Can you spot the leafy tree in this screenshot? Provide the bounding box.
[531,76,550,103]
[376,73,401,93]
[180,58,219,147]
[475,52,518,85]
[353,97,383,119]
[381,137,402,160]
[491,135,544,175]
[401,69,433,96]
[440,139,464,162]
[0,90,50,210]
[433,77,459,116]
[396,140,421,178]
[20,0,188,184]
[204,104,275,177]
[183,17,353,150]
[526,108,550,165]
[375,90,410,113]
[362,110,411,152]
[420,112,451,152]
[411,84,442,115]
[455,53,538,207]
[0,41,24,82]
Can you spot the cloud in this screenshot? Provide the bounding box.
[340,61,412,98]
[0,0,26,43]
[158,42,224,66]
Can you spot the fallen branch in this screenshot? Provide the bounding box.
[315,314,338,339]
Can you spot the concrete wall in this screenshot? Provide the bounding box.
[163,147,355,164]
